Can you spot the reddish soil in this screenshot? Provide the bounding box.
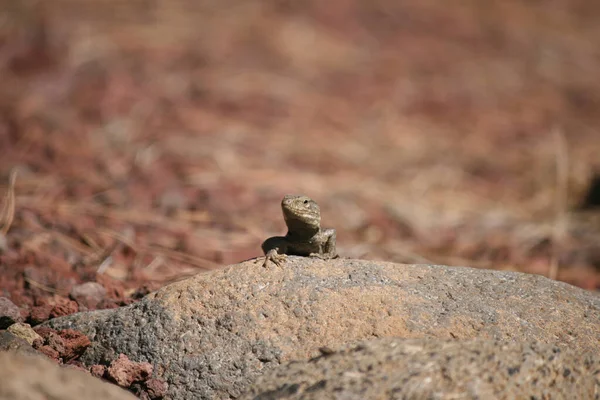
[0,0,599,337]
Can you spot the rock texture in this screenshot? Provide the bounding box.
[46,258,600,399]
[0,351,137,400]
[6,322,41,345]
[0,331,41,356]
[0,297,22,329]
[107,354,153,387]
[70,282,107,310]
[32,326,92,363]
[243,338,600,400]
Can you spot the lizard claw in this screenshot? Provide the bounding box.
[262,253,287,268]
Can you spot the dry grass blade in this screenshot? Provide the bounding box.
[143,256,165,272]
[549,128,569,280]
[23,277,63,295]
[0,169,18,235]
[84,242,120,268]
[96,255,114,274]
[143,246,219,270]
[49,229,97,256]
[97,228,219,270]
[19,200,210,235]
[80,233,102,252]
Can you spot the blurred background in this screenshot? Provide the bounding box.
[1,0,599,309]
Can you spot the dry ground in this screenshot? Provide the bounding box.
[1,0,599,315]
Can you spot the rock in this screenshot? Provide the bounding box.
[0,331,41,356]
[29,304,52,325]
[33,326,57,340]
[59,329,92,362]
[70,282,107,310]
[0,351,138,400]
[50,298,79,318]
[33,327,91,362]
[7,322,42,345]
[144,378,169,399]
[157,188,188,215]
[37,345,60,362]
[18,308,30,322]
[45,258,600,399]
[0,297,23,329]
[90,364,107,379]
[46,331,67,356]
[107,354,153,387]
[242,338,600,399]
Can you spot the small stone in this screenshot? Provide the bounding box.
[90,364,107,379]
[33,326,58,340]
[38,345,60,362]
[50,299,79,318]
[58,329,91,362]
[0,297,23,329]
[47,332,66,355]
[29,304,52,325]
[35,326,91,362]
[144,378,169,399]
[19,307,30,321]
[7,322,42,345]
[32,337,43,348]
[107,354,153,387]
[157,188,188,215]
[0,330,40,356]
[70,282,107,310]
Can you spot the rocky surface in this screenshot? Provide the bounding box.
[46,258,600,399]
[6,322,41,345]
[0,331,42,356]
[32,327,91,363]
[70,282,109,310]
[106,354,154,387]
[0,351,137,400]
[0,297,23,329]
[243,338,600,400]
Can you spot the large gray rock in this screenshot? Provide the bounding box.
[0,351,136,400]
[242,338,600,400]
[46,258,600,399]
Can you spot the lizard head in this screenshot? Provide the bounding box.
[281,194,321,230]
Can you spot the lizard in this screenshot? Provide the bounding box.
[261,194,337,267]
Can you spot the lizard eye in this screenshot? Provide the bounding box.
[303,199,309,204]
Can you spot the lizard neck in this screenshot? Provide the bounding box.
[285,218,320,238]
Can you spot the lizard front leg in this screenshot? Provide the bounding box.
[310,228,337,259]
[261,236,289,267]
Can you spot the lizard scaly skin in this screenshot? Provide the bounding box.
[261,195,337,267]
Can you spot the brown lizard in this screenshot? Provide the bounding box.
[261,194,337,267]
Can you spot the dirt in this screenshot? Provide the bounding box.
[0,0,599,346]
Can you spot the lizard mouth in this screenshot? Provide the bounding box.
[284,212,319,223]
[283,212,321,229]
